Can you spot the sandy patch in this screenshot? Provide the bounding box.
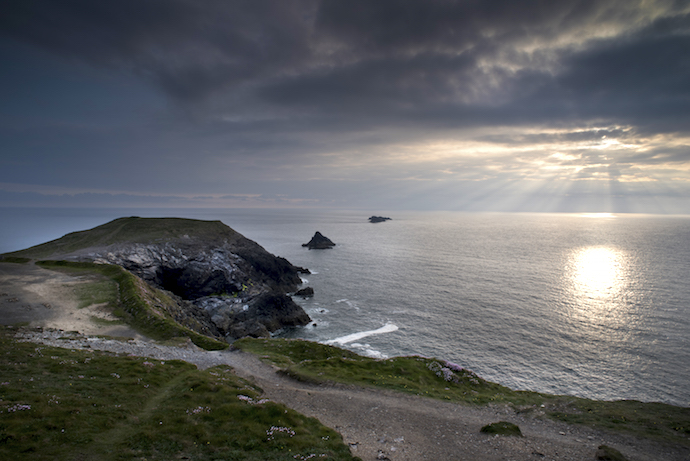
[0,261,141,338]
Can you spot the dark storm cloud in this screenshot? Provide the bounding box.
[2,0,689,212]
[556,17,690,128]
[3,0,687,123]
[258,0,689,132]
[1,0,315,100]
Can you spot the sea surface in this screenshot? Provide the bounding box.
[1,207,689,407]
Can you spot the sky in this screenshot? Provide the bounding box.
[1,0,689,213]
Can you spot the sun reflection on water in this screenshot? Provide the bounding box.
[571,247,625,300]
[564,246,636,327]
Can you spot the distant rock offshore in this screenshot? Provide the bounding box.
[369,216,392,223]
[302,231,336,249]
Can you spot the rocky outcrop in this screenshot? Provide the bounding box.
[226,292,312,338]
[369,216,391,223]
[19,217,311,340]
[302,232,335,249]
[294,287,314,297]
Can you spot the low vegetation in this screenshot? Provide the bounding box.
[480,421,523,437]
[596,444,629,461]
[35,261,228,351]
[4,217,241,260]
[0,256,31,264]
[234,337,690,448]
[0,326,359,461]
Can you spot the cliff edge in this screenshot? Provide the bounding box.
[5,217,311,340]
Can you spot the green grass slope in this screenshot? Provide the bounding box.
[235,337,690,448]
[0,327,359,461]
[4,217,241,259]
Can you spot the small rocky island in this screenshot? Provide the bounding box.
[369,216,392,223]
[4,217,311,340]
[302,231,336,249]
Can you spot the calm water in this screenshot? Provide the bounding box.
[2,207,689,406]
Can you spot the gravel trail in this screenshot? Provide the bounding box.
[15,327,689,461]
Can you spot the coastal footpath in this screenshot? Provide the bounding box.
[1,260,689,460]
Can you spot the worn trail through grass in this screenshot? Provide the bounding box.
[90,370,196,455]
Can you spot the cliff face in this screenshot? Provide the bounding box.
[9,217,311,339]
[92,239,300,300]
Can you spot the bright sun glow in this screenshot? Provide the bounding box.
[570,247,625,301]
[579,213,616,218]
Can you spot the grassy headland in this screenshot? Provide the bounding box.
[4,217,240,260]
[234,337,690,448]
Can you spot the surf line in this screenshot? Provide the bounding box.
[326,324,399,345]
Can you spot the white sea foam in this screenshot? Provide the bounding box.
[349,343,387,359]
[326,323,398,345]
[334,298,359,311]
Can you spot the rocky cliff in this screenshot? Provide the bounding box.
[8,217,311,339]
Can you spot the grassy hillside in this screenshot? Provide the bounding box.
[235,337,690,448]
[35,261,228,351]
[4,217,241,259]
[0,327,359,461]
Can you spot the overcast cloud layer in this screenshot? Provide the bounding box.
[1,0,689,213]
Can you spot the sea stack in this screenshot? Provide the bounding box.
[302,231,336,249]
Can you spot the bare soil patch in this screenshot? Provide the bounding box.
[0,261,140,338]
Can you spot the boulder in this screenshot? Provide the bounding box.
[302,231,335,249]
[294,287,314,297]
[369,216,392,223]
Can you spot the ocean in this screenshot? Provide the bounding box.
[1,207,689,407]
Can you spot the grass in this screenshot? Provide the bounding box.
[234,337,538,405]
[73,277,119,309]
[480,421,523,437]
[35,260,228,351]
[3,217,241,260]
[0,256,31,264]
[0,326,358,461]
[234,337,690,448]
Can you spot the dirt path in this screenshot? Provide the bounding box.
[0,262,141,338]
[3,262,688,461]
